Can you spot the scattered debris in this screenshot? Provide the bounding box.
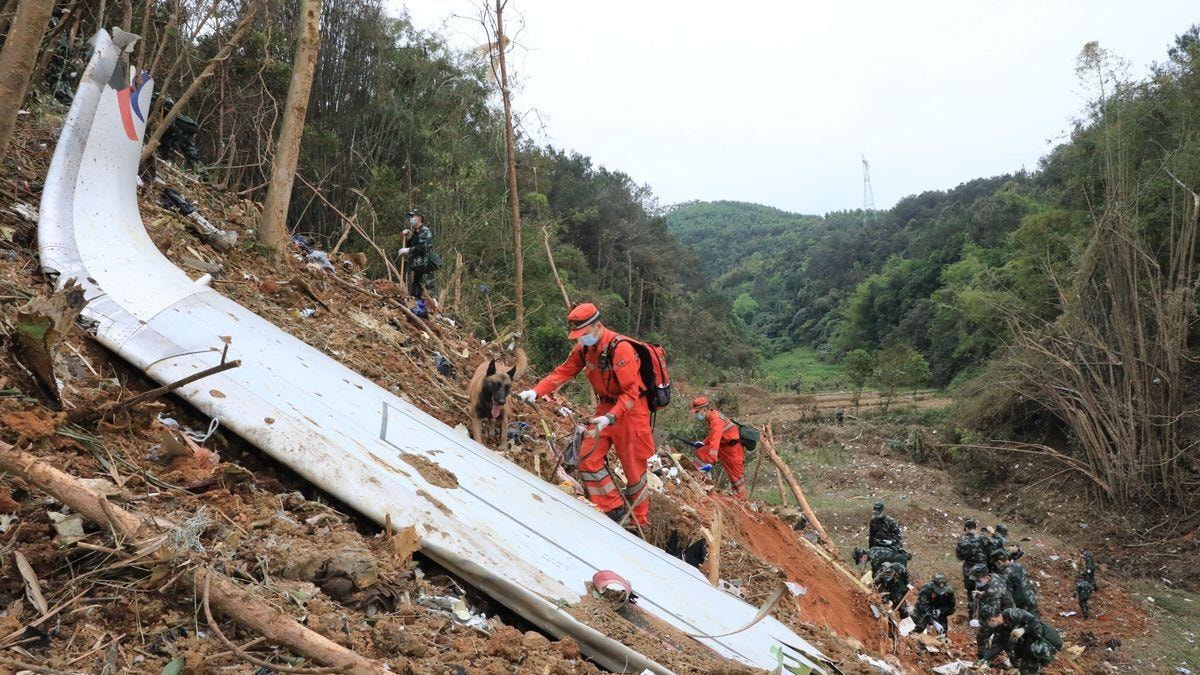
[11,280,87,406]
[161,187,238,251]
[932,660,974,674]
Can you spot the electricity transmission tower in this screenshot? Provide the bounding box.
[862,154,876,226]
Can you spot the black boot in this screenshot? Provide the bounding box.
[605,506,628,524]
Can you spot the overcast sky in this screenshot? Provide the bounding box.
[392,1,1197,215]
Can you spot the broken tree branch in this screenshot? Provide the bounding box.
[202,571,351,674]
[0,439,385,675]
[111,359,242,413]
[295,174,402,284]
[702,508,722,586]
[141,0,260,162]
[541,224,571,310]
[762,425,835,554]
[0,654,68,675]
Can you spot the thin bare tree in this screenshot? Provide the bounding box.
[492,0,524,334]
[260,0,324,262]
[0,0,54,160]
[140,0,259,163]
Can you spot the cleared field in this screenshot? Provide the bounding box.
[733,384,950,422]
[759,346,848,391]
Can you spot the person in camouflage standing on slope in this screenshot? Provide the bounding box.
[868,501,902,549]
[396,209,441,307]
[955,519,992,616]
[992,549,1039,614]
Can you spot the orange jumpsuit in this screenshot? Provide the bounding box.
[533,328,654,526]
[697,409,746,499]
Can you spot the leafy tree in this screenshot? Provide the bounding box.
[842,349,874,412]
[899,349,931,399]
[732,292,759,321]
[875,344,925,413]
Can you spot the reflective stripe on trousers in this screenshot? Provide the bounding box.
[625,470,648,499]
[580,468,618,497]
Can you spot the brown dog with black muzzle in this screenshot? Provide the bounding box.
[468,347,527,448]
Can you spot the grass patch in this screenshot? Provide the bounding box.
[1130,581,1200,670]
[761,346,848,392]
[860,404,953,426]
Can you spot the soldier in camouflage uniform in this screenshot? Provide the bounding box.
[985,607,1062,674]
[868,501,902,549]
[955,519,992,616]
[1081,550,1098,590]
[988,524,1023,571]
[872,562,911,616]
[970,563,1014,660]
[912,573,956,635]
[1074,576,1093,618]
[149,94,202,165]
[397,209,441,304]
[853,544,912,577]
[992,549,1039,614]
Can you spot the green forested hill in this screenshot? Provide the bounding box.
[665,201,823,279]
[666,176,1022,382]
[667,26,1200,389]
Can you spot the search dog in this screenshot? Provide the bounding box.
[468,347,527,448]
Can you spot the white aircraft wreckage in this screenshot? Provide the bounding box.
[39,29,827,675]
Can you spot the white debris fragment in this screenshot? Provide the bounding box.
[857,653,900,674]
[48,511,85,544]
[11,202,38,222]
[932,661,975,675]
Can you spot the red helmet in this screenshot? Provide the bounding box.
[690,395,711,412]
[567,303,601,339]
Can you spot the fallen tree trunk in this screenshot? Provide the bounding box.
[762,425,835,554]
[0,439,385,674]
[702,507,721,586]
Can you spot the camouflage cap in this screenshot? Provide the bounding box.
[873,501,884,511]
[1001,607,1024,624]
[995,524,1009,535]
[969,563,989,580]
[964,518,978,530]
[990,548,1011,562]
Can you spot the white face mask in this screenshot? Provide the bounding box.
[695,412,705,421]
[408,216,418,226]
[579,333,599,347]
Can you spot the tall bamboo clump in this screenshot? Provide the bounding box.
[1002,44,1200,507]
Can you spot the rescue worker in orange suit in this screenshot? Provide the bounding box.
[517,303,655,527]
[690,396,747,499]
